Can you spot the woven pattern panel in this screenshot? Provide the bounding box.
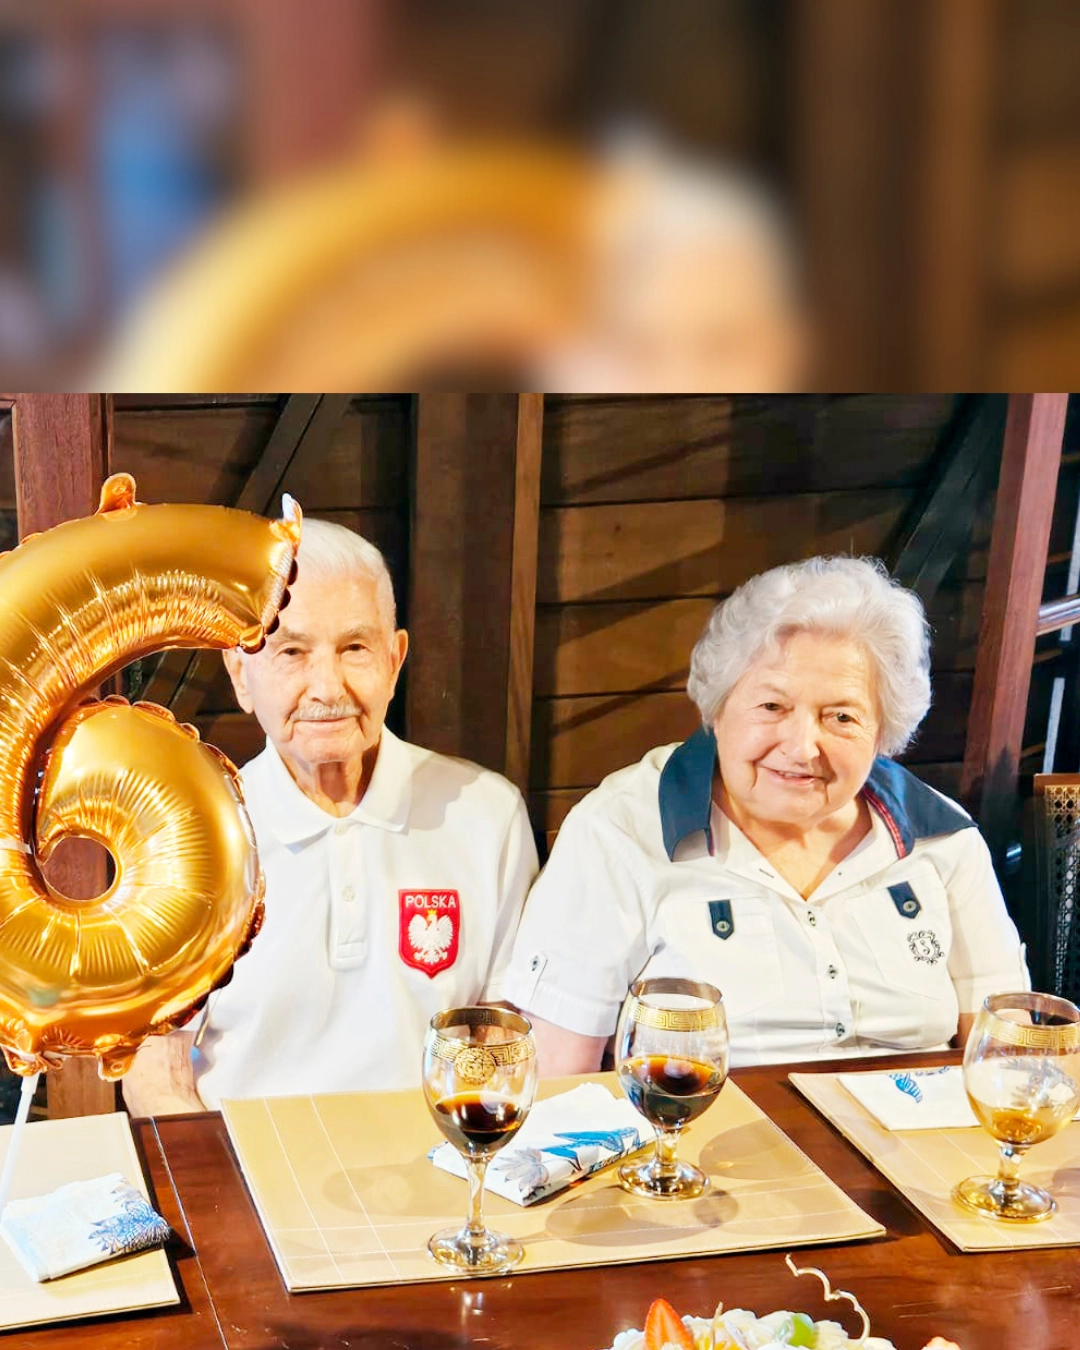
[1037,782,1080,1002]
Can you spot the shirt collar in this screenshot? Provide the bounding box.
[257,726,411,846]
[657,725,974,862]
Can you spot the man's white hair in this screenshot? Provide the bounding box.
[295,517,397,631]
[687,556,931,757]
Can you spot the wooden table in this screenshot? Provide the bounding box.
[10,1052,1080,1349]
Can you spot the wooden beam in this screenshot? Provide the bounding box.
[504,394,544,794]
[888,395,1006,603]
[10,394,117,1118]
[960,393,1069,859]
[407,395,540,778]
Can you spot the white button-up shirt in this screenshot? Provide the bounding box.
[504,730,1027,1068]
[194,729,537,1106]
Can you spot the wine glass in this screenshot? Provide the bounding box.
[615,977,729,1199]
[422,1006,538,1273]
[952,991,1080,1222]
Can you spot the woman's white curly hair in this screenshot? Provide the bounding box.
[687,556,931,757]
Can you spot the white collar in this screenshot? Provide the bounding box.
[256,727,411,846]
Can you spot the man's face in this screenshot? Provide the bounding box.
[224,571,407,791]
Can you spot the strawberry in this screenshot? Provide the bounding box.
[643,1298,695,1350]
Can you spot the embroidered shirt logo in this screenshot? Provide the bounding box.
[399,890,460,976]
[908,929,943,964]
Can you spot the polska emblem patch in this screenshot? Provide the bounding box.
[908,929,943,964]
[399,890,461,976]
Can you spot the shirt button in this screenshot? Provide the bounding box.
[827,964,838,979]
[807,912,817,927]
[341,885,355,902]
[334,823,348,837]
[529,955,541,971]
[836,1023,846,1038]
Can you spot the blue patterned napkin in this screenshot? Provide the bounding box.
[0,1173,171,1282]
[429,1083,649,1205]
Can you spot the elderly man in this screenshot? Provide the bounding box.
[123,520,537,1114]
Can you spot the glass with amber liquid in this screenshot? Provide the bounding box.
[422,1006,537,1273]
[952,991,1080,1222]
[615,977,728,1199]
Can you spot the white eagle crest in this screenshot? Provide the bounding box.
[408,912,454,965]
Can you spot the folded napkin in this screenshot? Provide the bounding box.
[429,1083,649,1205]
[841,1063,1080,1132]
[0,1173,171,1282]
[838,1065,978,1130]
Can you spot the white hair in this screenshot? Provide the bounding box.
[295,517,397,631]
[687,556,931,757]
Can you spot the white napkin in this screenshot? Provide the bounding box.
[0,1172,171,1282]
[838,1066,981,1130]
[429,1083,649,1205]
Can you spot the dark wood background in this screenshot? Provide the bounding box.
[2,392,1078,855]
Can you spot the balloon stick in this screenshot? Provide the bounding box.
[0,1073,40,1217]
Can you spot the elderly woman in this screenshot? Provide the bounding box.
[503,556,1027,1073]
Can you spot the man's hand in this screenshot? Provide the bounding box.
[121,1031,203,1118]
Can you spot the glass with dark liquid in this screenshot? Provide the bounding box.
[422,1006,537,1272]
[615,978,728,1199]
[952,991,1080,1222]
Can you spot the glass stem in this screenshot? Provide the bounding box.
[996,1142,1026,1197]
[463,1156,490,1249]
[653,1127,681,1178]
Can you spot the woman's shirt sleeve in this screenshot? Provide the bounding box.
[502,805,653,1037]
[939,825,1029,1013]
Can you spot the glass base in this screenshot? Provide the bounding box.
[618,1156,708,1200]
[952,1174,1056,1222]
[427,1224,524,1274]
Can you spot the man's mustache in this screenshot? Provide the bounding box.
[291,704,363,722]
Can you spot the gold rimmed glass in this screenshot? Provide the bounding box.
[422,1006,537,1273]
[952,991,1080,1222]
[614,977,729,1199]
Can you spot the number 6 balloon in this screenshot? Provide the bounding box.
[0,473,301,1080]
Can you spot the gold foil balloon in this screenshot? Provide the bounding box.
[0,473,301,1079]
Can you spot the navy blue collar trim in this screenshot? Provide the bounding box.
[658,727,974,861]
[659,726,718,859]
[861,756,973,858]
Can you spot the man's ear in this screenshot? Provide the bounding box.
[388,628,408,695]
[222,649,255,714]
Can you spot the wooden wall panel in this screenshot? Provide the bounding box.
[534,599,709,698]
[111,405,278,504]
[532,692,700,792]
[112,397,410,511]
[537,490,911,606]
[541,395,957,505]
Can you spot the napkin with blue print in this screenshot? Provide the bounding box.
[429,1083,649,1205]
[0,1172,171,1282]
[838,1065,981,1130]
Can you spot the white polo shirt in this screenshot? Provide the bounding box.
[504,729,1027,1068]
[193,728,537,1107]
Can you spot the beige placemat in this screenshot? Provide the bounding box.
[221,1073,884,1291]
[791,1069,1080,1252]
[0,1112,178,1329]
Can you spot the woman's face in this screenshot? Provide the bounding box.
[711,630,882,834]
